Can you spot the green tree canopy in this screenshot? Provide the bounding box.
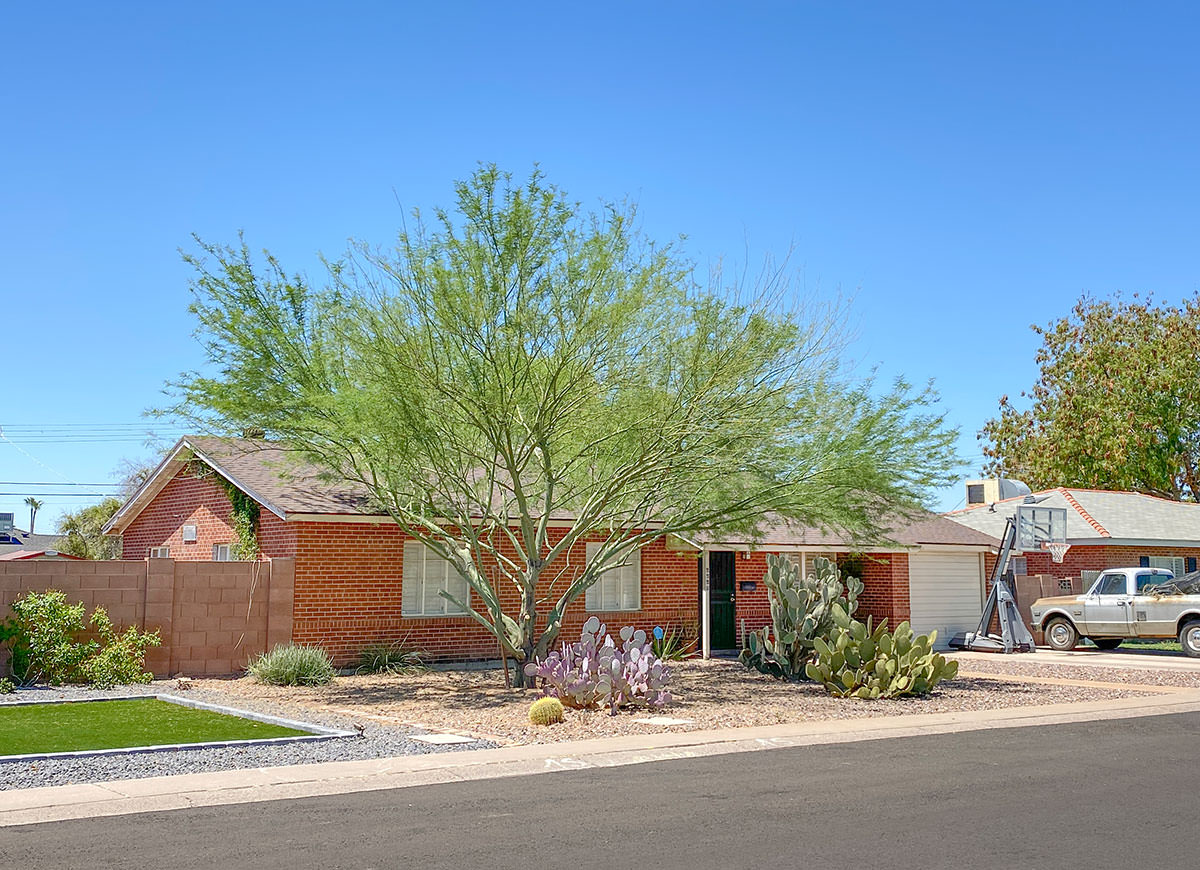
[56,498,123,560]
[980,293,1200,500]
[165,166,959,679]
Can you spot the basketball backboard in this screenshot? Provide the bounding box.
[1016,504,1067,550]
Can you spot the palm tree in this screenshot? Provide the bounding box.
[24,497,44,534]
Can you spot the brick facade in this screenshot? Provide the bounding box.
[987,544,1200,585]
[118,467,920,665]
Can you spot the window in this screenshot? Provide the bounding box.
[182,524,198,543]
[585,543,641,611]
[1149,556,1185,578]
[148,546,170,559]
[212,543,233,561]
[1009,556,1028,577]
[1093,573,1127,596]
[1081,569,1102,588]
[1136,572,1164,592]
[967,483,986,505]
[402,542,470,616]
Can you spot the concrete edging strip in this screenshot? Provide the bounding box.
[4,688,1200,827]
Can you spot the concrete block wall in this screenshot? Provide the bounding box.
[0,558,294,678]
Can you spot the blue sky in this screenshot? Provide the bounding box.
[2,2,1198,531]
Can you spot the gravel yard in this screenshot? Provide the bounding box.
[195,657,1159,745]
[0,683,496,791]
[0,657,1171,790]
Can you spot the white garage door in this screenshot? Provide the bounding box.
[908,552,984,647]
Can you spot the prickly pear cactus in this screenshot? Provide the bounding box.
[522,616,673,715]
[528,696,565,725]
[804,617,959,699]
[738,555,863,680]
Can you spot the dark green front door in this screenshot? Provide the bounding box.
[709,551,737,650]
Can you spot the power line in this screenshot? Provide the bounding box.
[0,482,123,487]
[0,492,118,497]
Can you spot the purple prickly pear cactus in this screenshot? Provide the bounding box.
[523,619,673,714]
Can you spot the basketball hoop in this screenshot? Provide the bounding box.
[1043,541,1071,564]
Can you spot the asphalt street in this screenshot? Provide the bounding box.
[3,711,1198,870]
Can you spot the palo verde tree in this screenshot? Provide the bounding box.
[165,166,959,683]
[980,293,1200,500]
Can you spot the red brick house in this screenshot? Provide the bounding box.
[946,485,1200,587]
[103,437,998,664]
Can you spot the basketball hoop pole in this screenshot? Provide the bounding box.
[949,516,1039,654]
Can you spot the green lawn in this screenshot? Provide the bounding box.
[0,698,309,756]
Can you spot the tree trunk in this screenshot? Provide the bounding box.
[514,566,539,688]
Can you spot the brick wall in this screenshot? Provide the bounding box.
[122,472,240,561]
[288,522,703,663]
[731,550,912,645]
[987,545,1200,584]
[0,558,294,677]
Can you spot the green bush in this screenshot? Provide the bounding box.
[0,677,14,695]
[249,643,336,686]
[355,639,426,675]
[0,590,161,687]
[81,609,162,689]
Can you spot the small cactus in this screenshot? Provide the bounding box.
[528,696,565,726]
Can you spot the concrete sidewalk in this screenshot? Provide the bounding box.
[5,688,1200,828]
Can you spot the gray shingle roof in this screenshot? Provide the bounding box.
[106,436,998,550]
[0,529,64,558]
[945,487,1200,545]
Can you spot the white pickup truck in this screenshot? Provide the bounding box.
[1029,567,1200,657]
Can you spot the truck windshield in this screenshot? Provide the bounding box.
[1093,574,1127,595]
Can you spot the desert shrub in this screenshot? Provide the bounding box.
[806,615,958,699]
[528,696,565,725]
[3,590,93,684]
[740,555,863,680]
[81,608,162,689]
[355,639,426,675]
[523,616,672,715]
[1,591,160,687]
[249,643,336,686]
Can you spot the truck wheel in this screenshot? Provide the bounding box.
[1044,617,1079,651]
[1092,638,1122,650]
[1179,621,1200,658]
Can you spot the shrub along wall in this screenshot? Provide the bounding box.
[0,558,294,677]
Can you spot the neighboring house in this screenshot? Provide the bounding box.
[102,437,999,662]
[0,549,83,561]
[946,484,1200,588]
[0,525,65,560]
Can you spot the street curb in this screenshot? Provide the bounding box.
[4,689,1200,827]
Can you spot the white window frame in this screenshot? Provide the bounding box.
[212,543,233,562]
[585,543,642,612]
[402,541,470,617]
[1149,556,1185,578]
[182,524,198,543]
[148,546,170,559]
